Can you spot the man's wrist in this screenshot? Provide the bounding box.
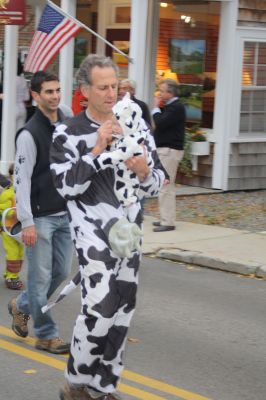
[21,218,35,229]
[139,167,151,182]
[91,146,102,156]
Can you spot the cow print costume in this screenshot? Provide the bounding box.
[50,104,165,394]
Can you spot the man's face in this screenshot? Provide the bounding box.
[159,83,173,103]
[82,66,118,117]
[32,80,61,113]
[118,82,133,99]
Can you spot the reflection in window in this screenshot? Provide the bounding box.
[157,2,220,129]
[240,42,266,134]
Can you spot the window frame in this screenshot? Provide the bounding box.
[233,28,266,141]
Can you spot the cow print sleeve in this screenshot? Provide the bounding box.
[50,123,97,200]
[139,131,165,198]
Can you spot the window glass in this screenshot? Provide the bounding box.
[242,66,254,86]
[257,66,266,86]
[251,114,265,132]
[243,42,255,64]
[258,43,266,64]
[240,41,266,135]
[253,91,266,111]
[157,1,220,129]
[240,114,249,132]
[240,91,250,112]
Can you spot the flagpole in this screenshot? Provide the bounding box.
[47,0,133,63]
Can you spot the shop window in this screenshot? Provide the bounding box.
[74,37,88,69]
[240,41,266,134]
[156,1,220,128]
[106,29,130,79]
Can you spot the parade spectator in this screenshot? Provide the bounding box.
[8,71,73,354]
[152,78,186,232]
[0,163,24,290]
[71,86,88,115]
[16,59,30,131]
[50,54,165,400]
[118,78,152,126]
[0,170,11,189]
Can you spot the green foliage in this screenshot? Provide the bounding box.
[178,125,208,177]
[178,132,193,177]
[186,124,207,142]
[190,132,207,142]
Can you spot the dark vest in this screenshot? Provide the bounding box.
[16,108,66,218]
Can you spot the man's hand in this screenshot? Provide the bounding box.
[154,95,161,108]
[125,155,150,182]
[154,95,165,109]
[91,120,114,156]
[22,225,37,247]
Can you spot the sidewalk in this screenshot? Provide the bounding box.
[143,188,266,278]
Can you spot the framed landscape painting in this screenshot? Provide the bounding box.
[169,39,206,74]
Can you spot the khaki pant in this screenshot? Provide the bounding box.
[157,147,184,226]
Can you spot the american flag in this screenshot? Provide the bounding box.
[24,4,80,73]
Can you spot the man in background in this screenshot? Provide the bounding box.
[152,78,186,232]
[118,78,152,126]
[71,86,88,115]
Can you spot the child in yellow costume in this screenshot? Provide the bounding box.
[0,164,24,289]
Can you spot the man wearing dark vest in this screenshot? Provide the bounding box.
[8,71,73,354]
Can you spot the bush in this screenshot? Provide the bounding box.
[190,132,207,142]
[187,124,207,142]
[178,125,208,177]
[178,132,193,177]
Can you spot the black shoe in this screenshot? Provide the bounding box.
[152,221,161,227]
[153,225,175,232]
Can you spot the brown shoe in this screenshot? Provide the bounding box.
[35,337,70,354]
[8,298,30,338]
[59,382,122,400]
[106,394,122,400]
[59,383,92,400]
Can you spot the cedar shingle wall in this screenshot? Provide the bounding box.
[239,0,266,24]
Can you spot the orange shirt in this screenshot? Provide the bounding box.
[72,89,88,115]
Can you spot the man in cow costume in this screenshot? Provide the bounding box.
[50,54,165,400]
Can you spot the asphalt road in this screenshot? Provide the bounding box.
[0,255,266,400]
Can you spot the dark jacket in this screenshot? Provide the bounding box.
[153,99,186,150]
[15,108,67,218]
[132,95,152,126]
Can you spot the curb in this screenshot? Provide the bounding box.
[146,248,266,278]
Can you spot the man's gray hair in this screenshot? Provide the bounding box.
[120,78,136,90]
[76,54,119,86]
[160,78,179,97]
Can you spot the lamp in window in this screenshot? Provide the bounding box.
[161,69,179,83]
[242,69,252,86]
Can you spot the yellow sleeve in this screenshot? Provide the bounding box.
[0,187,14,213]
